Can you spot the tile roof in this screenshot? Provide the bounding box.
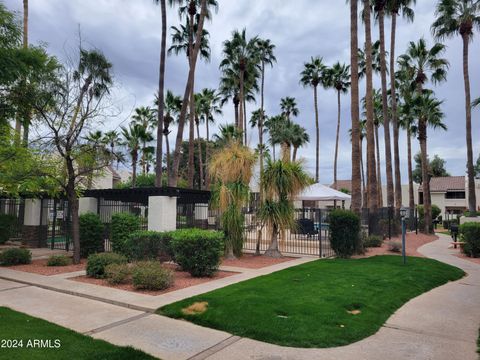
[420,176,465,192]
[331,180,352,192]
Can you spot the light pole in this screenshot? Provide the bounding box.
[400,207,408,265]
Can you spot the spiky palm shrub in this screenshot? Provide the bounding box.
[259,160,312,258]
[210,141,256,259]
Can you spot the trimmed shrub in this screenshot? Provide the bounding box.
[122,231,173,262]
[170,229,224,277]
[364,235,383,248]
[105,263,131,285]
[0,248,32,266]
[79,212,104,257]
[132,261,173,290]
[387,240,402,253]
[329,210,361,258]
[0,214,16,244]
[47,255,71,267]
[460,222,480,258]
[86,252,127,278]
[110,213,140,254]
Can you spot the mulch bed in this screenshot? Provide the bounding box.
[70,263,237,296]
[5,259,86,276]
[221,254,297,269]
[357,233,438,258]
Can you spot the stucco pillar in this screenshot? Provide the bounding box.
[148,196,177,232]
[79,197,98,215]
[22,199,44,247]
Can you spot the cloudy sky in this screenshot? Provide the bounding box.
[5,0,480,184]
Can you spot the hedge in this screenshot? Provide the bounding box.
[86,252,127,278]
[110,213,140,254]
[0,214,16,244]
[460,222,480,258]
[329,210,361,258]
[121,231,173,262]
[79,212,104,257]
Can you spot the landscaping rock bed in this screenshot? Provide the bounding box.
[5,259,86,276]
[70,263,237,296]
[359,233,438,258]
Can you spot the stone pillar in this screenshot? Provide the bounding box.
[79,197,98,215]
[148,196,177,232]
[22,199,43,247]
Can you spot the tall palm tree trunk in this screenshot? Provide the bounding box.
[131,151,138,188]
[350,0,362,214]
[169,0,207,186]
[314,85,320,183]
[407,128,414,210]
[462,33,476,215]
[165,132,170,183]
[334,90,341,186]
[155,0,166,187]
[205,116,210,189]
[196,120,204,190]
[243,98,247,144]
[375,125,383,207]
[360,140,367,209]
[256,61,266,255]
[293,146,299,161]
[363,0,378,224]
[378,8,393,211]
[390,11,402,213]
[188,81,195,188]
[238,70,245,141]
[418,118,431,233]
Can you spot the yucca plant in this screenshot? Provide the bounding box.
[210,140,256,258]
[259,160,312,258]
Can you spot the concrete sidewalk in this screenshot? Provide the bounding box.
[0,234,479,360]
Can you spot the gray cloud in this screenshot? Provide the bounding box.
[5,0,479,183]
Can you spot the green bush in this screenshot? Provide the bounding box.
[132,261,173,290]
[364,235,383,248]
[79,212,104,257]
[170,229,224,277]
[110,213,140,254]
[329,210,361,258]
[86,252,127,278]
[417,204,441,221]
[105,263,131,285]
[460,222,480,258]
[122,231,173,261]
[46,255,71,267]
[0,214,16,244]
[0,248,31,266]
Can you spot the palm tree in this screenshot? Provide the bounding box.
[411,91,447,212]
[210,140,256,258]
[374,0,394,212]
[363,0,379,223]
[300,57,327,182]
[259,160,312,258]
[325,62,351,187]
[102,130,121,167]
[169,0,213,187]
[432,0,480,216]
[387,0,416,213]
[350,0,362,214]
[132,106,156,175]
[398,38,448,233]
[169,16,211,188]
[279,97,299,161]
[255,38,276,205]
[161,90,182,181]
[264,114,285,161]
[196,88,222,189]
[291,124,310,161]
[220,29,260,141]
[121,124,152,188]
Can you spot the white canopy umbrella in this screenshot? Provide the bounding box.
[296,183,351,201]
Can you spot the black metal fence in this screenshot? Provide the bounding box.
[40,199,72,251]
[0,198,25,240]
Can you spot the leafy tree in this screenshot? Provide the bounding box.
[413,153,450,184]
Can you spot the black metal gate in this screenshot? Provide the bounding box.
[0,198,25,240]
[41,199,72,251]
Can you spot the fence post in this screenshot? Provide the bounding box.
[22,199,43,247]
[148,196,177,232]
[318,209,322,258]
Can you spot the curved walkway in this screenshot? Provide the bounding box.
[202,234,480,360]
[0,234,478,360]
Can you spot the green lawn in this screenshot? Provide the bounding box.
[0,307,157,360]
[159,255,464,348]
